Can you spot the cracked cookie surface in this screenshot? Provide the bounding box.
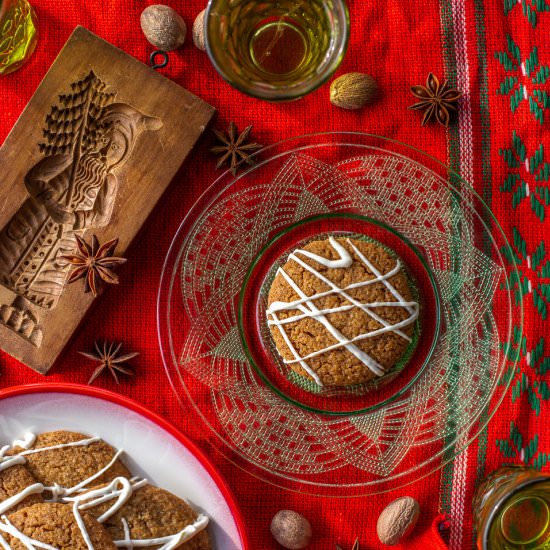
[0,463,43,513]
[3,502,116,549]
[267,237,418,387]
[12,431,130,491]
[84,484,211,549]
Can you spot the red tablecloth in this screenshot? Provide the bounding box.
[1,1,549,548]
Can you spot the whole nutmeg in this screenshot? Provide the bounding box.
[330,72,378,110]
[270,510,312,549]
[140,5,186,51]
[193,9,206,51]
[377,496,420,546]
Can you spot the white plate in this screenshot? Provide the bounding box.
[0,384,248,550]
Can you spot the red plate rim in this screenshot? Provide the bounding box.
[0,382,250,550]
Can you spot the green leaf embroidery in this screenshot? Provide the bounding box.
[499,132,550,221]
[532,242,546,270]
[533,65,550,84]
[495,36,550,122]
[496,421,550,469]
[513,226,527,258]
[508,35,522,64]
[525,47,539,77]
[495,51,517,72]
[513,131,527,161]
[503,0,550,27]
[501,229,550,319]
[533,89,550,108]
[501,332,550,415]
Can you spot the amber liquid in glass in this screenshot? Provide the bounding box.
[207,0,349,100]
[215,0,334,85]
[250,20,307,75]
[474,467,550,549]
[490,489,550,548]
[0,0,38,75]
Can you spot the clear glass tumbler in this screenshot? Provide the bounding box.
[0,0,38,75]
[205,0,349,101]
[473,466,550,549]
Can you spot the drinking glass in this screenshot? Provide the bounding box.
[0,0,38,75]
[205,0,349,101]
[473,466,550,549]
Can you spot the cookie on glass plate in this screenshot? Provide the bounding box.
[267,237,419,387]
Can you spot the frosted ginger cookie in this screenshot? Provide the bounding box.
[267,237,419,387]
[0,435,44,514]
[11,431,130,496]
[0,502,116,549]
[78,482,210,549]
[0,463,43,514]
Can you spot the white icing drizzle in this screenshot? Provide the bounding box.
[0,432,210,550]
[270,301,419,326]
[12,433,36,450]
[267,237,419,384]
[348,240,417,316]
[286,247,413,342]
[268,259,403,313]
[0,503,96,550]
[0,433,123,549]
[72,501,94,550]
[115,513,209,549]
[66,477,148,523]
[0,446,26,473]
[0,515,57,549]
[19,437,100,457]
[0,483,44,516]
[121,518,131,546]
[0,435,99,474]
[290,237,353,269]
[45,448,125,502]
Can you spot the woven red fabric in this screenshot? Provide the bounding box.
[395,515,450,550]
[1,0,549,548]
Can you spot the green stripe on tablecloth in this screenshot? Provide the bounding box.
[473,0,493,499]
[438,0,463,516]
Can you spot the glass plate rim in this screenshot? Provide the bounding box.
[157,132,524,496]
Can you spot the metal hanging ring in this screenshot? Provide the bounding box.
[150,50,169,70]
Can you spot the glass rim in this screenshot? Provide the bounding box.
[481,474,550,549]
[204,0,350,101]
[237,212,442,416]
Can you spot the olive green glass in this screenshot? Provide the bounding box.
[474,467,550,549]
[205,0,349,101]
[0,0,38,75]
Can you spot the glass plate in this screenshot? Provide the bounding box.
[239,213,440,415]
[157,133,522,496]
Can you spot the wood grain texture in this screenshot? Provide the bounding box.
[0,26,215,373]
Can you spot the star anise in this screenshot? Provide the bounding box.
[409,72,462,127]
[79,341,139,384]
[336,539,359,550]
[210,122,262,176]
[62,235,127,297]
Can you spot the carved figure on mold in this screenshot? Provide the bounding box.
[0,71,162,347]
